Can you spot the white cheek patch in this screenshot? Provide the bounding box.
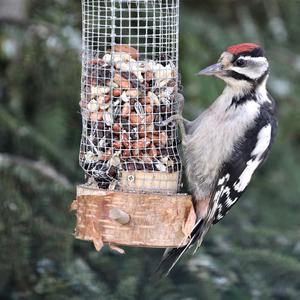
[222,77,252,91]
[233,124,272,193]
[229,56,268,80]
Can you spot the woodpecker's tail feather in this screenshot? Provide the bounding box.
[154,219,204,278]
[154,243,193,278]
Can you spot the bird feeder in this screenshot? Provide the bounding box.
[71,0,195,253]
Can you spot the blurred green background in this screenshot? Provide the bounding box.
[1,0,300,299]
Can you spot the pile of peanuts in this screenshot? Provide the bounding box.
[79,45,181,189]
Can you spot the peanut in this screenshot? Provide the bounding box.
[145,114,154,124]
[126,89,139,98]
[121,102,131,117]
[113,89,121,97]
[112,44,139,60]
[113,141,122,149]
[121,149,130,159]
[152,132,168,146]
[145,105,152,114]
[90,111,103,122]
[132,137,151,149]
[130,112,144,125]
[100,149,112,161]
[112,123,121,132]
[148,143,158,158]
[121,132,130,149]
[138,125,146,138]
[114,73,131,89]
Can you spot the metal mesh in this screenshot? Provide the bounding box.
[79,0,181,194]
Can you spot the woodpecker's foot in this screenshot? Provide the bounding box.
[157,114,182,127]
[175,93,185,113]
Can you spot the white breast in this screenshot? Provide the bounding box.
[184,87,260,199]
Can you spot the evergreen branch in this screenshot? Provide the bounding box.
[0,106,76,174]
[231,247,300,280]
[0,153,72,191]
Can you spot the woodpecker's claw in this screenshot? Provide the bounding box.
[156,119,176,128]
[155,120,167,127]
[157,114,182,127]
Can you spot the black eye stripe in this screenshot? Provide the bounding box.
[226,71,254,82]
[226,69,269,86]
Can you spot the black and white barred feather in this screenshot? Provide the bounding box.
[214,99,277,223]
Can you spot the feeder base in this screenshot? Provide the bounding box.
[71,185,196,252]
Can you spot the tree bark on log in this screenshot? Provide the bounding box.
[71,185,196,252]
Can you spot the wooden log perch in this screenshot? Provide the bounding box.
[71,184,196,252]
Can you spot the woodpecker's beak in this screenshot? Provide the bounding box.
[197,63,223,76]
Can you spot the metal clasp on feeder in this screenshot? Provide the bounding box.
[127,174,135,182]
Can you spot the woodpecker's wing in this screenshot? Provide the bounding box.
[212,109,277,224]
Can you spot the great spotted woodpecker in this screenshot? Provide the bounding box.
[157,43,277,276]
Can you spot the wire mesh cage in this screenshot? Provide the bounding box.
[72,0,195,251]
[79,0,181,194]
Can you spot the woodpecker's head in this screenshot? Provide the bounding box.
[198,43,269,91]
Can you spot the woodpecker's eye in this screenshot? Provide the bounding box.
[235,59,247,67]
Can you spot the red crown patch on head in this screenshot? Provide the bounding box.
[226,43,261,55]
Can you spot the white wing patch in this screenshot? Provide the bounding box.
[233,124,272,193]
[251,124,272,157]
